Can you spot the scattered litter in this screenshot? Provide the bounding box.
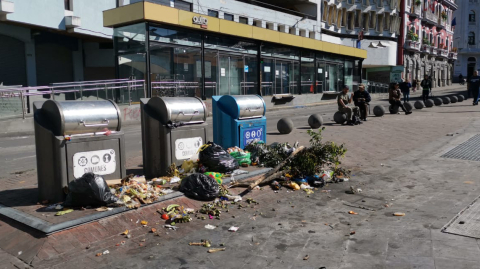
[393,212,405,216]
[95,253,102,257]
[381,163,384,166]
[228,226,239,232]
[189,240,211,247]
[164,225,178,230]
[231,169,249,176]
[151,228,157,233]
[18,251,22,256]
[103,250,110,255]
[55,209,74,216]
[303,255,309,260]
[208,248,226,253]
[126,234,131,239]
[350,231,356,235]
[96,207,113,212]
[348,211,358,215]
[170,176,181,184]
[464,181,474,184]
[121,230,129,235]
[140,220,148,226]
[55,205,63,210]
[205,224,216,230]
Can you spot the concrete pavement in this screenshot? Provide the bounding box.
[1,85,479,268]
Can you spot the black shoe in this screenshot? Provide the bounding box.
[406,111,412,115]
[347,121,355,126]
[363,118,367,121]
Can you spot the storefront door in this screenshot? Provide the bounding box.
[325,63,344,92]
[275,61,292,94]
[219,55,243,95]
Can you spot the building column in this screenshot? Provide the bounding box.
[25,40,37,86]
[72,39,84,82]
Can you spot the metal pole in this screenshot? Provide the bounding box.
[20,91,25,119]
[145,22,152,98]
[256,41,261,96]
[313,51,317,94]
[51,87,55,100]
[128,82,131,106]
[201,33,206,100]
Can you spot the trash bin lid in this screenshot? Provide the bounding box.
[147,96,207,125]
[217,95,265,120]
[41,100,122,136]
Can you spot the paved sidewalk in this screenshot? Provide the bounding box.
[0,87,478,268]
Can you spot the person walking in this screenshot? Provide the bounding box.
[459,74,464,85]
[420,75,432,103]
[470,71,480,105]
[353,83,371,121]
[400,79,412,103]
[389,82,412,115]
[337,86,361,125]
[411,79,417,92]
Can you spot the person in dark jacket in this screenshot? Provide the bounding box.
[470,71,480,105]
[353,84,371,121]
[399,79,412,103]
[420,75,432,103]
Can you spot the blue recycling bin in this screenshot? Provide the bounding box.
[212,95,267,149]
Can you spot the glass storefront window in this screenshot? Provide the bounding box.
[301,51,315,94]
[204,50,218,98]
[261,58,274,96]
[261,44,299,60]
[244,56,258,95]
[316,61,326,93]
[205,35,257,55]
[149,43,201,97]
[344,60,354,91]
[149,25,201,47]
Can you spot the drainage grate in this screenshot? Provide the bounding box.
[441,134,480,161]
[442,194,480,239]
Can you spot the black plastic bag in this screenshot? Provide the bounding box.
[179,173,219,201]
[64,173,118,207]
[199,142,239,173]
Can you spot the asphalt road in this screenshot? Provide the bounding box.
[0,102,345,181]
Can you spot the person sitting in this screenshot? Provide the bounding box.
[389,82,412,115]
[352,84,371,121]
[337,85,361,125]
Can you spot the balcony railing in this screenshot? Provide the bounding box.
[408,4,422,17]
[437,49,449,57]
[424,11,439,25]
[405,40,421,51]
[446,24,452,32]
[421,44,432,53]
[430,46,438,55]
[448,52,458,60]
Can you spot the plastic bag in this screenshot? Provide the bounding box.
[181,160,196,173]
[199,142,239,173]
[230,151,252,165]
[178,173,219,201]
[64,173,118,207]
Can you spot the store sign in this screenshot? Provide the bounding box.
[192,16,208,29]
[243,127,263,147]
[73,149,116,178]
[175,137,203,160]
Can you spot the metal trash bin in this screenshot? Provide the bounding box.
[212,95,267,149]
[140,97,208,178]
[34,100,126,203]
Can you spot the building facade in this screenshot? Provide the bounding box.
[321,0,401,84]
[452,0,479,81]
[402,0,457,87]
[0,0,118,87]
[106,0,367,105]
